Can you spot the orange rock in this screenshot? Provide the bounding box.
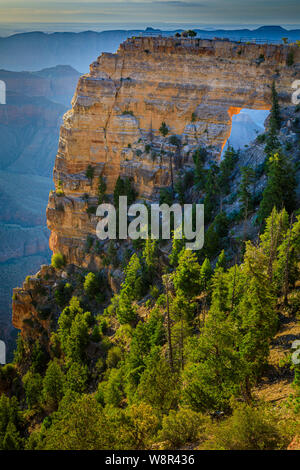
[46,37,299,269]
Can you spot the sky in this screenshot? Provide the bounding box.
[0,0,299,26]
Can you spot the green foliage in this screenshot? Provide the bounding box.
[106,346,123,369]
[40,395,114,450]
[192,147,207,188]
[173,250,201,299]
[97,176,107,204]
[218,146,238,196]
[113,176,136,207]
[264,82,281,157]
[257,151,297,225]
[85,164,94,182]
[269,81,281,131]
[215,249,227,270]
[84,272,100,299]
[238,166,255,217]
[54,281,72,307]
[200,258,213,292]
[65,362,88,394]
[203,163,220,223]
[142,238,158,276]
[203,402,290,450]
[51,252,66,269]
[159,121,169,137]
[43,361,65,409]
[122,110,134,116]
[169,135,180,147]
[204,212,229,259]
[57,297,89,364]
[158,408,206,449]
[136,357,180,414]
[117,254,143,324]
[23,371,42,408]
[159,187,173,205]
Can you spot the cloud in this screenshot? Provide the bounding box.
[0,0,299,25]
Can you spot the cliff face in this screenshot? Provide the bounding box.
[46,36,299,268]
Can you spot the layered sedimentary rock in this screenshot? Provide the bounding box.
[45,36,299,268]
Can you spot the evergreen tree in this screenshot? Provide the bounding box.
[238,166,255,219]
[23,371,43,408]
[200,258,213,292]
[97,176,107,204]
[173,250,201,299]
[215,249,227,271]
[269,81,281,131]
[43,361,65,409]
[257,151,296,225]
[218,146,238,198]
[117,254,142,324]
[264,82,281,157]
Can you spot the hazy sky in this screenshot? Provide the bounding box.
[0,0,299,26]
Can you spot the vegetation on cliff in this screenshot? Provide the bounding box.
[1,87,300,450]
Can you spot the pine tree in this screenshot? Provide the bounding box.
[215,250,227,271]
[238,167,255,218]
[43,361,65,409]
[264,82,281,157]
[117,254,142,324]
[200,258,213,292]
[98,176,107,204]
[257,151,297,225]
[269,81,281,131]
[2,421,22,450]
[173,249,201,299]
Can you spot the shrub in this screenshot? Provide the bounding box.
[85,164,94,182]
[186,30,197,38]
[91,325,101,342]
[159,188,173,205]
[158,408,206,449]
[169,135,180,147]
[98,176,107,204]
[106,346,123,368]
[54,283,66,307]
[159,122,169,137]
[84,272,100,299]
[113,176,136,207]
[202,403,291,450]
[51,253,66,269]
[86,235,94,252]
[122,110,134,116]
[86,206,97,215]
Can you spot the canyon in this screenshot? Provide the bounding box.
[46,36,300,269]
[0,66,80,355]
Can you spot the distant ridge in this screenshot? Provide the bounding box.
[0,26,299,72]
